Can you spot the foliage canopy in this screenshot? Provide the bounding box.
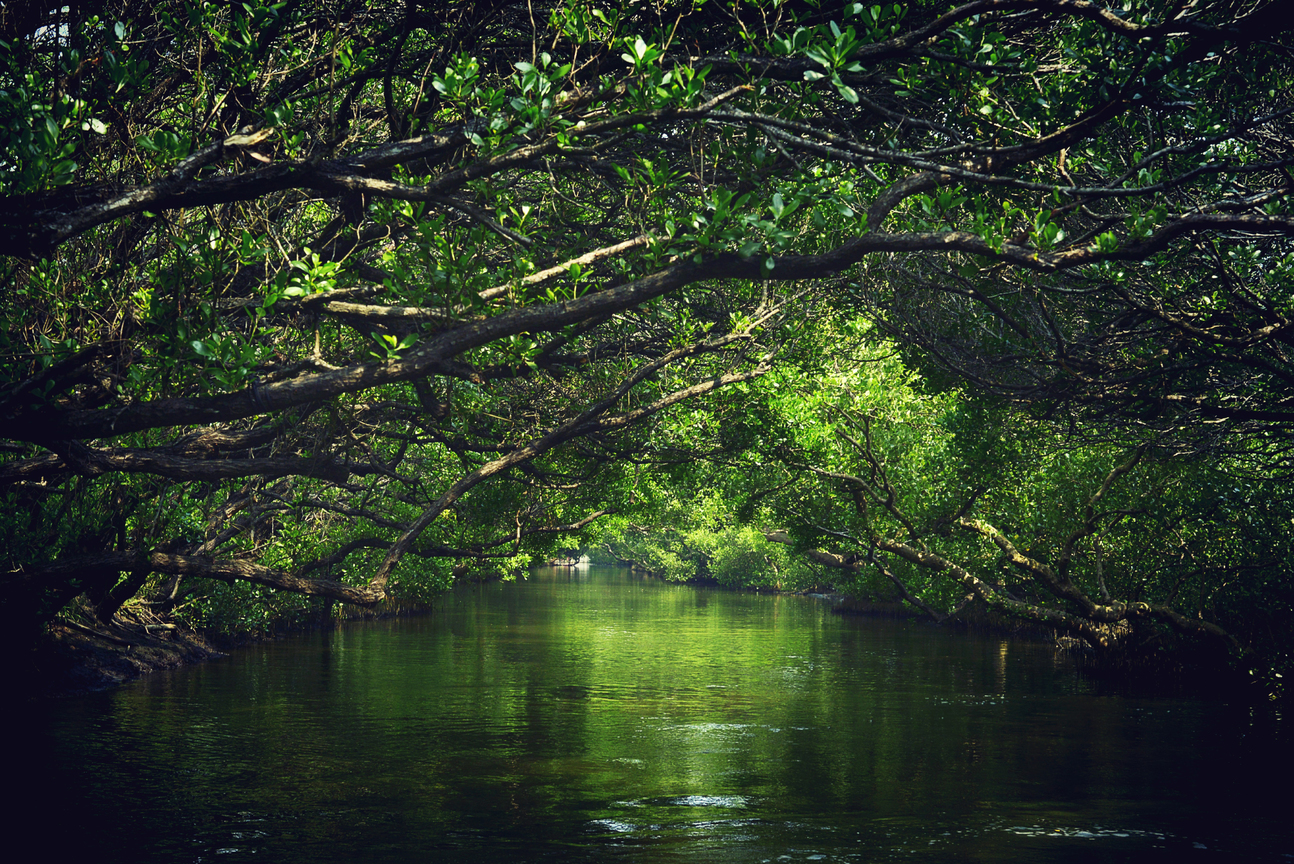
[2,0,1291,667]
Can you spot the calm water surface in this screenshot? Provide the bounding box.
[17,566,1292,862]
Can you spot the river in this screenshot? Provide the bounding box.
[15,566,1292,862]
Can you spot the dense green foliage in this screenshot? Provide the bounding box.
[605,338,1294,673]
[2,0,1292,677]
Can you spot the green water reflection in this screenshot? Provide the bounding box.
[20,566,1292,862]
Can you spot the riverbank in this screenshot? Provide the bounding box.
[636,567,1275,701]
[25,566,1273,704]
[23,608,225,700]
[23,565,746,699]
[22,597,443,700]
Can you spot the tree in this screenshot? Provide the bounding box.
[590,329,1293,663]
[755,358,1281,656]
[2,0,1291,651]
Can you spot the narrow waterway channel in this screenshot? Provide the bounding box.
[16,566,1291,862]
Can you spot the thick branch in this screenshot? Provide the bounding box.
[3,441,375,484]
[874,536,1113,647]
[8,551,384,606]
